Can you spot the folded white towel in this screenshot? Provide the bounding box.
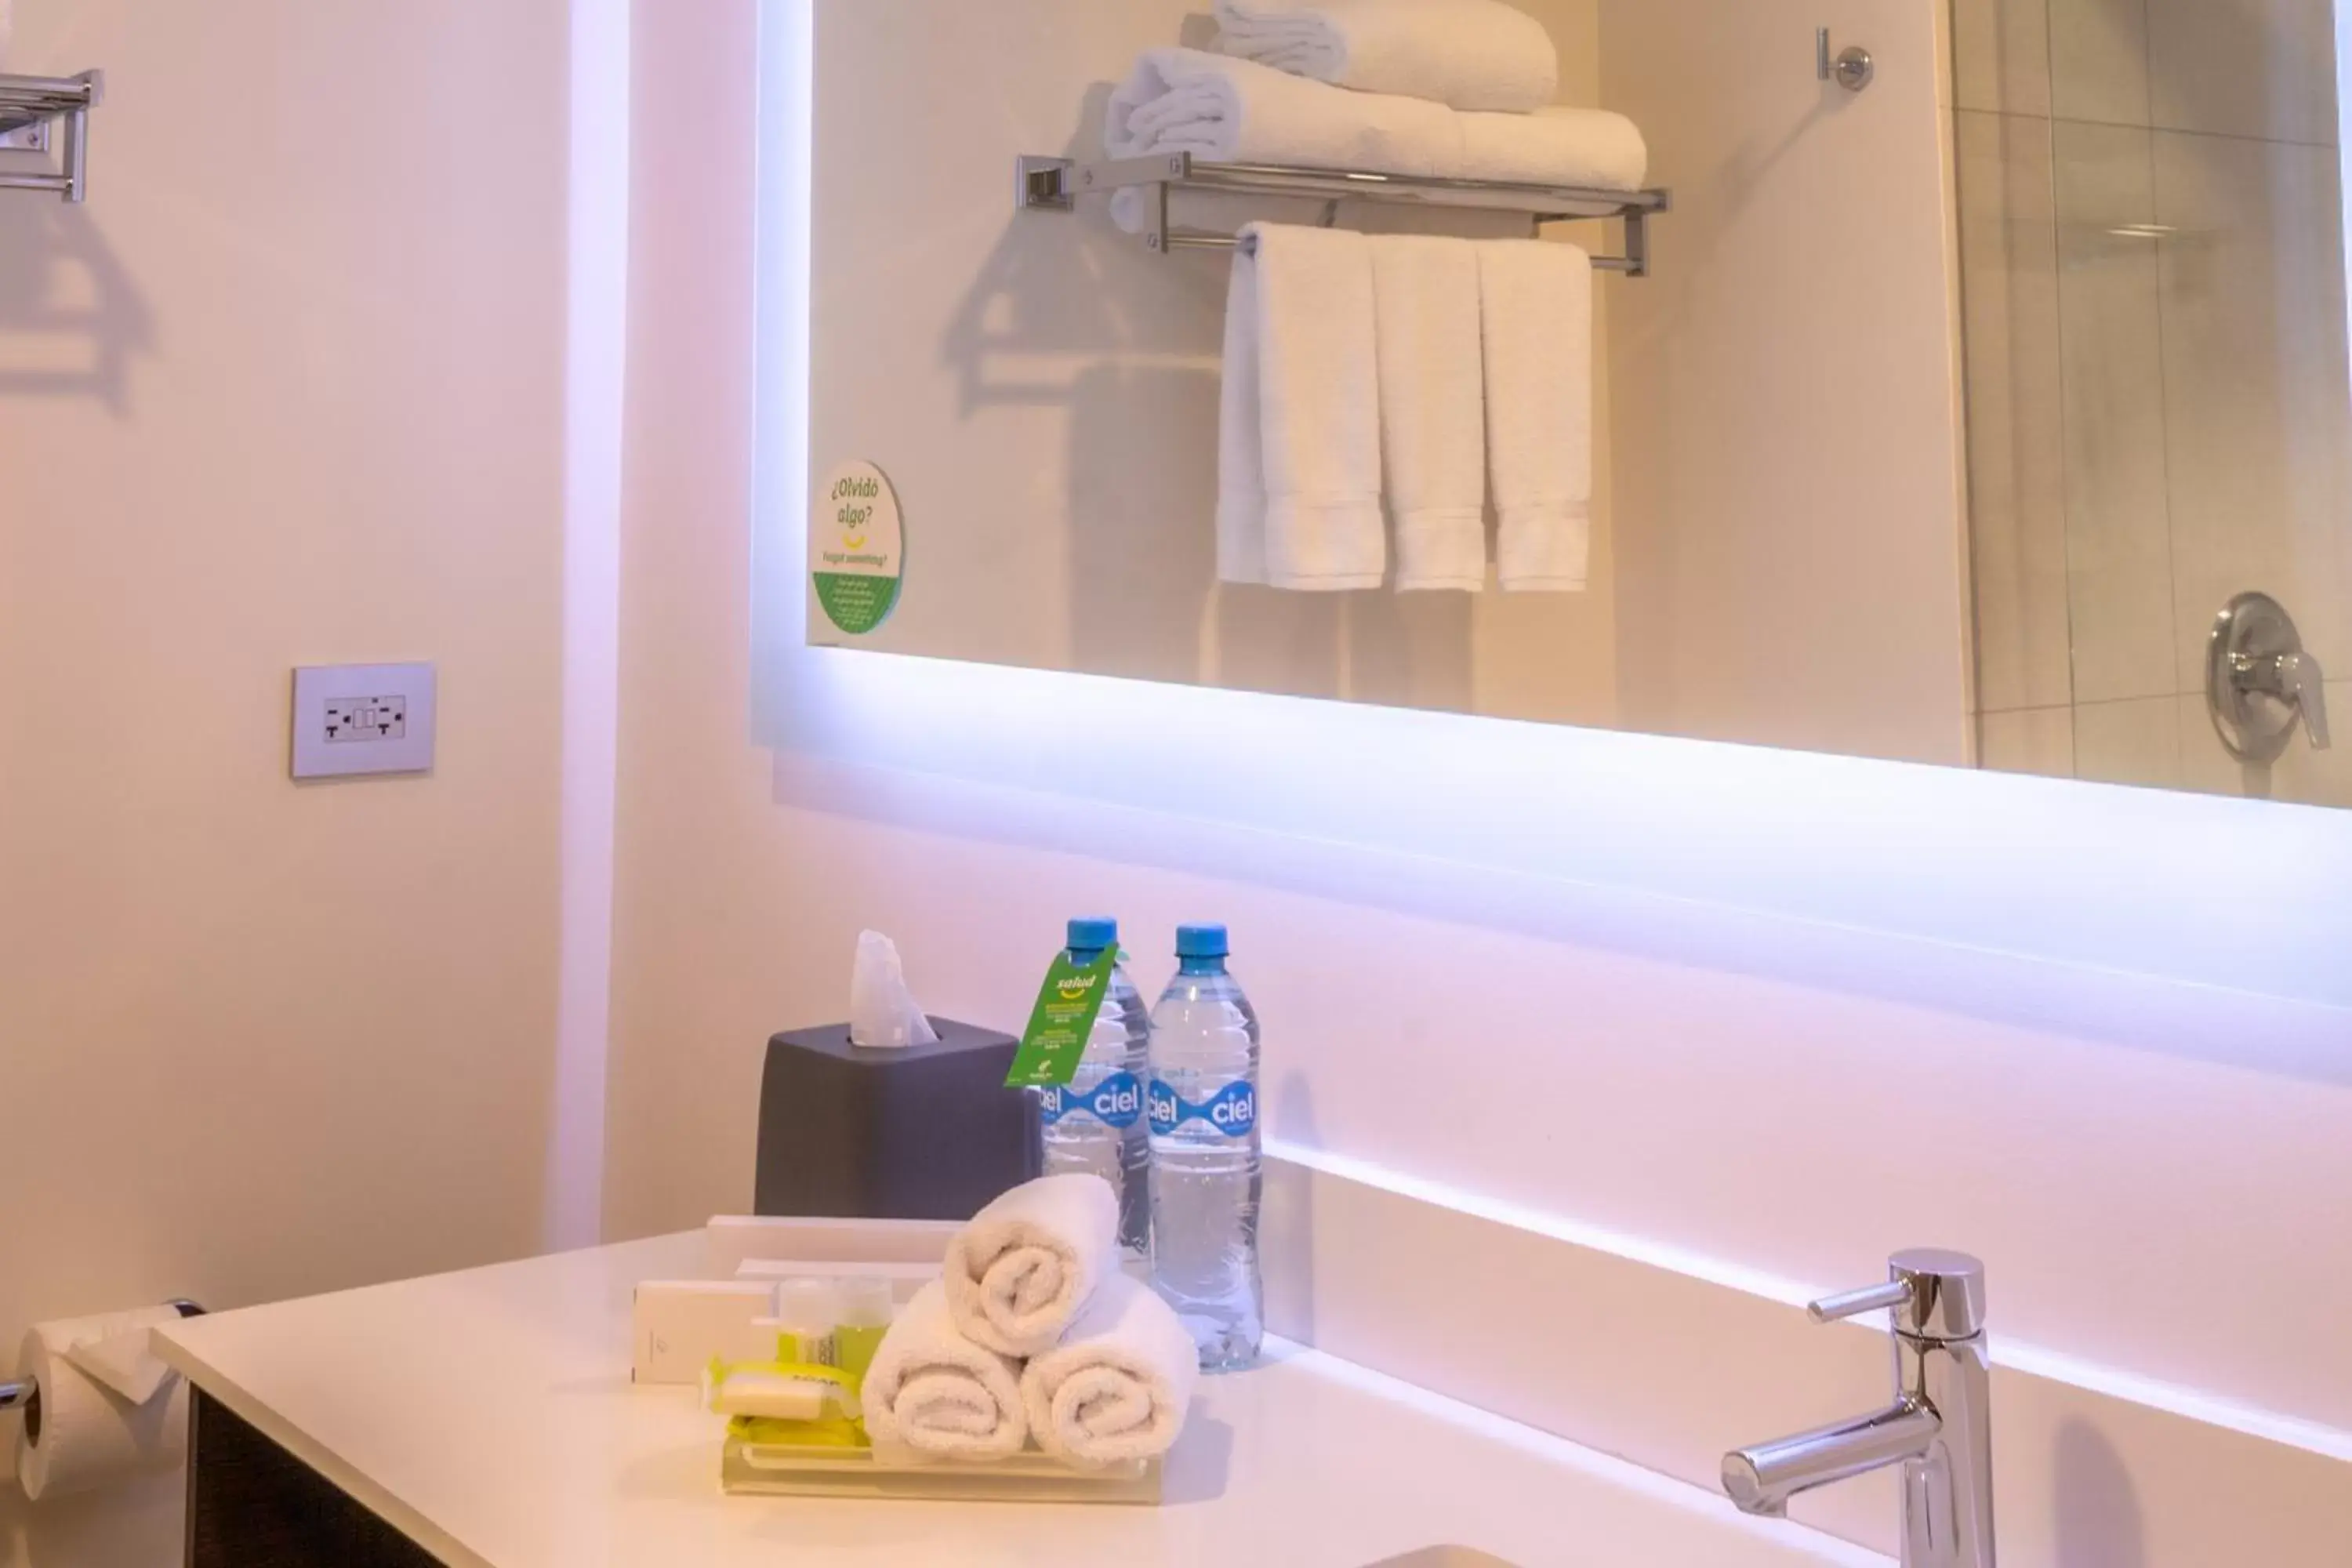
[1021,1274,1201,1469]
[862,1280,1028,1461]
[942,1174,1120,1358]
[1479,238,1593,591]
[1371,234,1487,591]
[1459,106,1648,191]
[1220,223,1386,590]
[1215,0,1559,114]
[1105,50,1647,192]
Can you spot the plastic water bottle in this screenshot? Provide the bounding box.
[1035,918,1152,1256]
[1147,924,1262,1370]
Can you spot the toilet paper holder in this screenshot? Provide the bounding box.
[0,1301,205,1432]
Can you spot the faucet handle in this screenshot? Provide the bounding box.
[2280,651,2330,750]
[1807,1250,1987,1341]
[1808,1280,1913,1324]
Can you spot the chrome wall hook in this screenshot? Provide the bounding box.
[1817,28,1875,93]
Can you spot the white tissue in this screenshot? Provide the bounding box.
[64,1327,176,1408]
[848,931,940,1050]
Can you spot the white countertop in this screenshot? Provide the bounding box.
[155,1236,1886,1568]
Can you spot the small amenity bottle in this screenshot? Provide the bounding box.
[1035,918,1152,1255]
[1146,924,1263,1370]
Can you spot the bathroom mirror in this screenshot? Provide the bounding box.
[804,0,2351,809]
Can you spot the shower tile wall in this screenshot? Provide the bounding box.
[1956,0,2352,806]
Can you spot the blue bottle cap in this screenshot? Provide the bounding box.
[1066,916,1120,955]
[1174,924,1230,960]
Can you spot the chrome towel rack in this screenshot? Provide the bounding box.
[1018,152,1671,276]
[0,71,105,203]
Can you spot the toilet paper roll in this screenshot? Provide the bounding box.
[14,1309,188,1502]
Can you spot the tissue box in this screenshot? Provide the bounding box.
[754,1019,1040,1221]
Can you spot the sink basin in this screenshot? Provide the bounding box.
[1364,1552,1525,1568]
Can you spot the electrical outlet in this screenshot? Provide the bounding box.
[324,695,408,744]
[292,664,435,780]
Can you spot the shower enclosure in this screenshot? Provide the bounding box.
[1955,0,2352,805]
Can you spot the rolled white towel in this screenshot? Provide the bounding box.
[1105,49,1648,194]
[942,1174,1120,1358]
[1021,1274,1201,1468]
[1214,0,1559,114]
[862,1280,1027,1461]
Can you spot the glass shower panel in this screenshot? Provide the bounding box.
[1955,0,2352,806]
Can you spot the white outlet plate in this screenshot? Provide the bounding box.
[292,664,436,780]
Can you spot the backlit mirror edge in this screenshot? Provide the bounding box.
[749,0,2352,1015]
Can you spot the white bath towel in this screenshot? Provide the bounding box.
[1215,0,1559,114]
[1021,1274,1201,1469]
[1219,223,1386,590]
[942,1174,1121,1358]
[1478,238,1593,591]
[1371,234,1487,590]
[862,1280,1028,1461]
[1218,234,1271,585]
[1105,50,1647,193]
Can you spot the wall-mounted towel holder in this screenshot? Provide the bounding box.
[0,71,105,203]
[1018,154,1672,277]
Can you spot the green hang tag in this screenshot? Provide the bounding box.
[1004,946,1120,1089]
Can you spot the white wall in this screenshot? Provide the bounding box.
[0,2,572,1562]
[608,0,2352,1478]
[1603,0,1973,763]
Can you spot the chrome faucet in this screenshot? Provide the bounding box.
[1722,1250,1994,1568]
[2209,591,2332,763]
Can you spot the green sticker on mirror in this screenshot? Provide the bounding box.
[814,460,904,637]
[1004,947,1120,1089]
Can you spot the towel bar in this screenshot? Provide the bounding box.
[1177,229,1643,271]
[0,71,104,203]
[1018,153,1670,276]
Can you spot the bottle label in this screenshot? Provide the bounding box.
[1004,946,1121,1090]
[1037,1072,1145,1130]
[1147,1078,1258,1139]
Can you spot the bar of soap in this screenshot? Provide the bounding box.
[709,1369,829,1421]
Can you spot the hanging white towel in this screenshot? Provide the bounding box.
[942,1174,1120,1359]
[1106,50,1647,193]
[1370,234,1487,591]
[1219,223,1386,590]
[1479,239,1593,592]
[1218,238,1271,585]
[1214,0,1560,114]
[1019,1274,1200,1469]
[862,1281,1029,1461]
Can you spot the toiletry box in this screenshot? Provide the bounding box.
[754,1019,1039,1221]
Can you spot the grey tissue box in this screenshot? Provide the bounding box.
[754,1018,1040,1221]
